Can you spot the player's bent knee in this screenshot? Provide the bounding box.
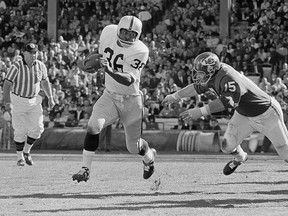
[126,141,139,154]
[14,133,27,143]
[27,132,42,140]
[220,138,233,154]
[87,125,101,134]
[127,145,139,154]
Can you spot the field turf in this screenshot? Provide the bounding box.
[0,151,288,216]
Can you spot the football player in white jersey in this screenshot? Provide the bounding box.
[72,16,156,182]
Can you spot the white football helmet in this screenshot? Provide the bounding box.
[117,16,142,47]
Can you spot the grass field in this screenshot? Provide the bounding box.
[1,151,288,216]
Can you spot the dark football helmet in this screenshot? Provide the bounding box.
[192,52,220,84]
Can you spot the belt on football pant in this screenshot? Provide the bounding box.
[12,92,35,99]
[105,89,139,98]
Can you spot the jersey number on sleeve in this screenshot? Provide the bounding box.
[104,47,145,72]
[131,59,145,70]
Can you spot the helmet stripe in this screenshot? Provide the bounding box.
[129,16,134,30]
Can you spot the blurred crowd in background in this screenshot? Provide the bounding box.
[0,0,288,132]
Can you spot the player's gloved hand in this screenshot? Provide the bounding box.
[180,108,202,122]
[162,92,180,105]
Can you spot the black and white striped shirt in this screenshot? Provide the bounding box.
[5,59,48,98]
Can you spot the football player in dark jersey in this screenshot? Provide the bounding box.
[162,52,288,175]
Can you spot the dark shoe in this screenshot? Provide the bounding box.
[17,159,25,166]
[143,148,156,179]
[72,167,90,183]
[223,154,248,175]
[23,153,33,166]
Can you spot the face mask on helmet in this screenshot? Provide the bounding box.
[117,16,142,47]
[192,52,220,84]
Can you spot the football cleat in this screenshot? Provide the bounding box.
[17,159,25,166]
[23,153,33,166]
[223,153,248,175]
[72,167,90,183]
[143,148,156,180]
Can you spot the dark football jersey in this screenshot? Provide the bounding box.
[194,63,271,117]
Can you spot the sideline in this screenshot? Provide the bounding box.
[0,150,280,162]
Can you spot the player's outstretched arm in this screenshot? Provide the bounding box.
[180,98,226,122]
[162,83,198,105]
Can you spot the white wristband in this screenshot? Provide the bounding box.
[200,105,211,116]
[171,92,180,100]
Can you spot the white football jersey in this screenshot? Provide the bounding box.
[99,24,149,95]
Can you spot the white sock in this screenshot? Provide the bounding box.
[142,148,154,164]
[23,143,33,154]
[17,151,24,160]
[234,146,247,162]
[82,149,95,170]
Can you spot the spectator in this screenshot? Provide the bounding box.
[61,103,71,121]
[53,112,65,128]
[65,111,78,127]
[208,117,222,131]
[172,100,186,117]
[272,77,287,93]
[173,69,188,88]
[78,111,89,129]
[74,103,85,121]
[82,98,92,116]
[197,118,210,131]
[259,77,272,94]
[172,117,198,130]
[250,59,264,78]
[0,0,6,12]
[219,46,233,64]
[158,103,174,118]
[138,5,152,34]
[279,63,288,79]
[146,100,159,123]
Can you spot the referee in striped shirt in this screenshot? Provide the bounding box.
[2,43,55,166]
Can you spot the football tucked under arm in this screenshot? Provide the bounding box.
[78,53,103,73]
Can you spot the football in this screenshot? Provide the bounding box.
[77,54,102,73]
[81,53,103,73]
